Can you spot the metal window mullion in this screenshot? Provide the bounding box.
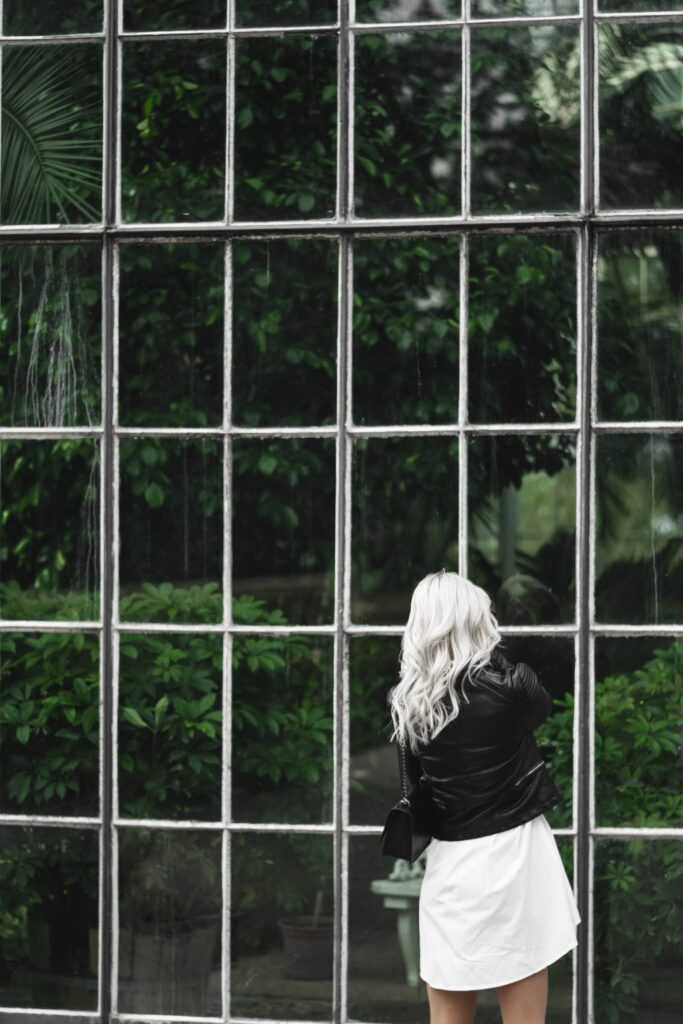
[458,233,468,576]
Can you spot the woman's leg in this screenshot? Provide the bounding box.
[425,982,478,1024]
[495,966,548,1024]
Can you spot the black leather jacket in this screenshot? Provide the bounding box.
[391,649,563,841]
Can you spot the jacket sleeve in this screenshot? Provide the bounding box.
[512,661,554,732]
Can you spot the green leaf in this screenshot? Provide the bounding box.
[121,706,150,730]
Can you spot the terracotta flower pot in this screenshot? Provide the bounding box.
[277,915,334,980]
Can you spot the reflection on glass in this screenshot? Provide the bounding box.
[599,24,683,210]
[354,30,461,218]
[1,45,102,224]
[236,0,338,25]
[595,840,683,1023]
[472,0,577,15]
[356,0,460,19]
[469,232,577,423]
[122,41,226,222]
[118,632,223,820]
[0,440,100,621]
[232,239,338,427]
[0,244,101,427]
[118,242,224,428]
[595,434,682,624]
[595,638,682,829]
[0,826,99,1010]
[119,438,223,625]
[597,228,683,422]
[351,436,459,625]
[234,34,337,221]
[232,635,334,824]
[118,829,222,1016]
[467,434,576,625]
[353,236,460,425]
[0,632,99,817]
[124,0,225,29]
[232,437,336,626]
[470,26,580,214]
[231,832,333,1018]
[3,0,102,33]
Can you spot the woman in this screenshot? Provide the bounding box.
[386,570,581,1024]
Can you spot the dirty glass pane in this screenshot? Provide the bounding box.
[594,840,683,1023]
[124,0,225,29]
[118,242,224,428]
[234,34,337,221]
[119,438,223,625]
[471,26,581,214]
[232,634,334,824]
[1,45,102,225]
[236,0,338,25]
[231,832,333,1019]
[469,232,577,423]
[351,436,459,625]
[595,637,682,829]
[597,228,683,422]
[0,244,101,427]
[232,239,338,427]
[467,434,577,625]
[118,632,223,821]
[232,438,336,626]
[0,826,99,1011]
[599,24,683,210]
[118,829,222,1017]
[0,632,99,817]
[355,0,460,20]
[121,40,226,223]
[353,236,460,425]
[354,30,461,218]
[3,0,102,33]
[472,0,577,15]
[595,434,682,625]
[0,439,100,621]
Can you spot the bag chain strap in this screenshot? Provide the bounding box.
[398,737,410,808]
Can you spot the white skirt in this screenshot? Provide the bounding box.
[419,812,581,990]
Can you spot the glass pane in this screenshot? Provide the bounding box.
[230,832,333,1019]
[118,242,224,428]
[348,833,577,1023]
[595,637,682,829]
[0,632,99,817]
[236,0,338,26]
[232,634,334,824]
[467,434,577,625]
[119,437,223,625]
[118,829,222,1017]
[353,236,460,425]
[351,436,459,625]
[232,239,338,427]
[471,26,580,214]
[356,0,460,20]
[121,40,226,223]
[4,0,102,33]
[124,0,225,29]
[118,632,223,821]
[232,437,336,626]
[234,34,337,221]
[599,0,683,10]
[1,45,102,225]
[595,434,682,625]
[354,30,461,218]
[597,228,683,422]
[0,439,100,621]
[472,0,577,15]
[599,24,683,210]
[595,840,683,1023]
[0,826,99,1011]
[0,244,101,427]
[468,232,577,423]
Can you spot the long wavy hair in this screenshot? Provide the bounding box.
[388,570,503,754]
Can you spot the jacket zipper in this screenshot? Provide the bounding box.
[513,760,544,786]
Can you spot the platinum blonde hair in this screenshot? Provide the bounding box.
[388,570,502,754]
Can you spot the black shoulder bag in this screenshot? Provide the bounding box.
[378,737,434,863]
